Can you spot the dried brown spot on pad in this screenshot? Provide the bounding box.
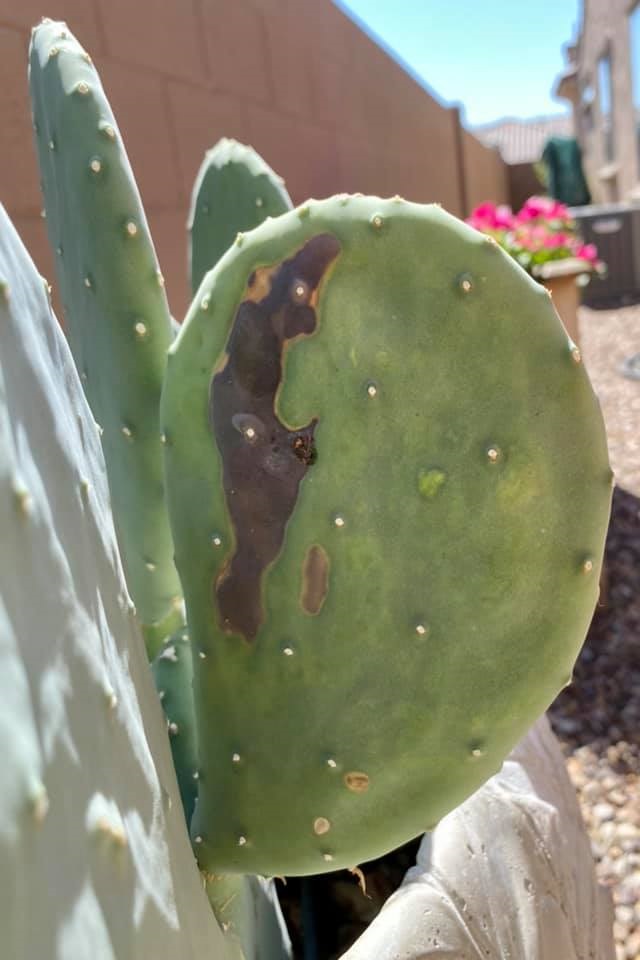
[210,234,340,641]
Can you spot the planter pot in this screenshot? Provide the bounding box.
[533,258,592,347]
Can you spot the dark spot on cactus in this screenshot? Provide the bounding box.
[210,233,341,641]
[301,544,329,615]
[292,433,316,465]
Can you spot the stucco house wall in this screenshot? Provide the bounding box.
[559,0,640,204]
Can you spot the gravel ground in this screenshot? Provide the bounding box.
[575,305,640,496]
[548,303,640,960]
[549,487,640,959]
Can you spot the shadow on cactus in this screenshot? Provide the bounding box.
[6,15,612,960]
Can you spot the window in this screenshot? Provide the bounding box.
[630,4,640,175]
[597,51,615,164]
[579,80,595,136]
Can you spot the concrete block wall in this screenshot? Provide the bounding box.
[0,0,508,317]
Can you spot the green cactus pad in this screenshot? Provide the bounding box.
[29,21,182,654]
[188,138,292,295]
[152,629,199,826]
[204,874,291,960]
[162,195,611,877]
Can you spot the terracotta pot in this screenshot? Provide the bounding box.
[533,258,591,347]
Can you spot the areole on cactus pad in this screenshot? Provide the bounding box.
[162,195,612,876]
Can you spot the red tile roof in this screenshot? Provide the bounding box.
[472,114,574,164]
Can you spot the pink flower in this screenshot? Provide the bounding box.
[544,232,571,249]
[464,194,602,275]
[576,243,598,264]
[471,203,497,221]
[515,224,556,248]
[493,205,514,228]
[467,203,514,231]
[515,196,571,225]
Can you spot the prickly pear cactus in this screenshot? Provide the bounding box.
[150,629,292,958]
[152,629,199,825]
[204,874,292,960]
[188,138,292,295]
[28,20,182,656]
[0,203,228,959]
[162,196,611,877]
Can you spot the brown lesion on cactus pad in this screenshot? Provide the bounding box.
[244,264,277,304]
[301,544,330,615]
[210,233,341,642]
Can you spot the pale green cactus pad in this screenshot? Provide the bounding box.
[0,203,228,959]
[162,195,611,877]
[29,20,182,656]
[152,629,199,825]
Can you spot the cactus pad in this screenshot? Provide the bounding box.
[162,196,611,876]
[188,138,292,295]
[0,202,228,959]
[29,21,182,654]
[152,629,198,826]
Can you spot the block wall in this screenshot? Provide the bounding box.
[0,0,508,316]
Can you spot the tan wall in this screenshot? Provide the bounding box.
[461,129,510,211]
[0,0,508,317]
[572,0,639,203]
[507,162,543,212]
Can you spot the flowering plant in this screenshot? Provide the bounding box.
[466,197,605,277]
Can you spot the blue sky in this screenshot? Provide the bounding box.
[338,0,581,127]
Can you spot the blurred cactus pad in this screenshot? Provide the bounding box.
[163,196,612,876]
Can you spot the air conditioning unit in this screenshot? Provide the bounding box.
[569,201,640,308]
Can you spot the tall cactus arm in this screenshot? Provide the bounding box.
[28,20,182,657]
